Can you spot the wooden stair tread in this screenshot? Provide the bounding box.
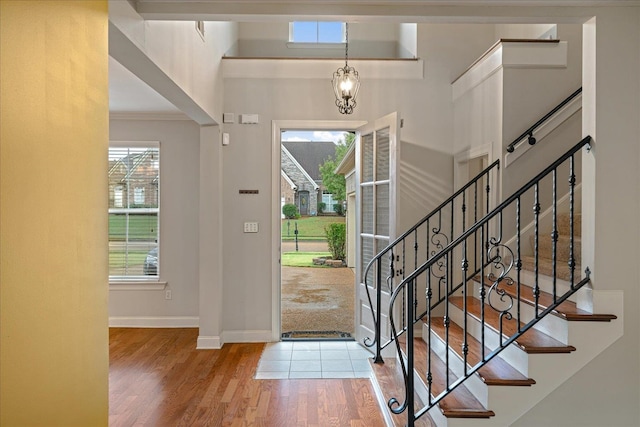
[450,296,576,353]
[476,275,617,322]
[369,359,436,427]
[429,317,536,386]
[401,337,495,419]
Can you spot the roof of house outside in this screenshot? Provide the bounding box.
[282,141,336,182]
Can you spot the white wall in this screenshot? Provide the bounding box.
[495,23,557,40]
[109,119,201,323]
[218,23,496,336]
[236,22,403,58]
[109,1,237,124]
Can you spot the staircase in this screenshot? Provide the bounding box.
[364,136,621,426]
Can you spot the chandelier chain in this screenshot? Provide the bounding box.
[345,23,349,66]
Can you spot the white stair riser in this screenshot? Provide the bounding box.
[471,282,570,343]
[425,323,490,407]
[518,268,588,304]
[448,302,531,376]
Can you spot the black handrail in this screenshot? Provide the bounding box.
[387,135,592,426]
[362,159,500,361]
[506,87,582,153]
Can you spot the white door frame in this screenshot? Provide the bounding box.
[271,119,366,342]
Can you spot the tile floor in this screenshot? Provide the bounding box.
[255,340,374,379]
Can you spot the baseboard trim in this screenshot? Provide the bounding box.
[223,329,272,343]
[197,335,223,349]
[109,316,199,328]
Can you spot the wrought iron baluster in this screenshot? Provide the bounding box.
[444,251,451,390]
[375,259,383,363]
[414,231,418,320]
[480,223,486,360]
[569,154,576,288]
[426,269,433,403]
[552,168,558,303]
[534,183,541,317]
[406,278,415,427]
[516,197,522,331]
[474,181,479,272]
[462,236,469,376]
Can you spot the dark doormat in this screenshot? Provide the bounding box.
[281,330,353,341]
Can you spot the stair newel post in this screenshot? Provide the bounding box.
[569,154,576,289]
[552,168,558,303]
[375,258,383,363]
[406,277,415,427]
[533,183,541,317]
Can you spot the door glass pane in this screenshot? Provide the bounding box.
[362,133,374,182]
[362,185,373,234]
[376,237,391,288]
[376,183,389,236]
[361,236,375,286]
[376,127,390,181]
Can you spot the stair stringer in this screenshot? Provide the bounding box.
[433,289,623,427]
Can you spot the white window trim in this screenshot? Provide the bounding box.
[108,140,162,286]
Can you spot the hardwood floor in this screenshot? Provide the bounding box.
[109,328,387,426]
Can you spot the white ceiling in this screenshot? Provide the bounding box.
[109,56,180,113]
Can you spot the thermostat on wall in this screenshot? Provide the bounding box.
[240,114,259,124]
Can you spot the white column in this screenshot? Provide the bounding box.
[198,125,224,348]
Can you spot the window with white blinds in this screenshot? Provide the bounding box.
[108,142,160,280]
[360,127,392,286]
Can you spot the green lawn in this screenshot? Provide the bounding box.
[281,216,345,240]
[281,251,331,267]
[109,213,158,241]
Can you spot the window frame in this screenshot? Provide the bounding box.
[108,141,165,287]
[288,21,346,45]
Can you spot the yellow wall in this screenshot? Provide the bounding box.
[0,1,109,425]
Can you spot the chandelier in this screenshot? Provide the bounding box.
[332,23,360,114]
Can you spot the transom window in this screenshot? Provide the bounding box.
[108,142,160,280]
[290,21,345,43]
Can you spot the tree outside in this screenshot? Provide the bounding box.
[319,132,355,211]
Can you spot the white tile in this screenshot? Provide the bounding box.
[290,360,322,371]
[292,350,321,361]
[260,350,292,361]
[319,341,348,350]
[353,371,372,378]
[321,359,351,372]
[350,359,372,372]
[289,371,322,379]
[264,342,293,351]
[258,360,290,372]
[346,341,366,350]
[322,371,356,379]
[321,350,351,360]
[255,371,289,380]
[293,341,320,350]
[349,348,373,359]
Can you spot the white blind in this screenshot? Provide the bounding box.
[108,143,160,279]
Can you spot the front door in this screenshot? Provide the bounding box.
[354,112,400,354]
[299,191,309,215]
